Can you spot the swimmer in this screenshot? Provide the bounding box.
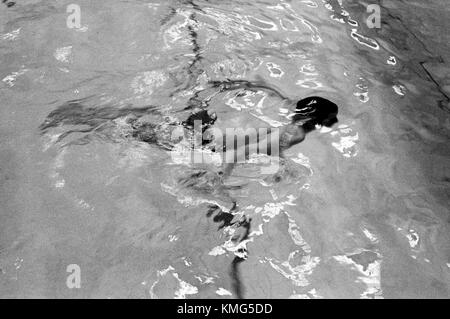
[221,96,338,177]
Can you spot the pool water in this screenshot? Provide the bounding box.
[0,0,449,298]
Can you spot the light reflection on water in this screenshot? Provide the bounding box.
[0,0,449,298]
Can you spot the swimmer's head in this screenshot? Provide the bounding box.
[291,96,338,129]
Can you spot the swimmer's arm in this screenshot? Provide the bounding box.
[221,134,272,177]
[221,125,305,177]
[279,124,306,152]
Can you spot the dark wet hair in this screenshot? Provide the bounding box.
[291,96,338,128]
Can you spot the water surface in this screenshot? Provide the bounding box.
[0,0,449,298]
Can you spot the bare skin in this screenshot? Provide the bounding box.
[221,123,306,178]
[220,109,338,178]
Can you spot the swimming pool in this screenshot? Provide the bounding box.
[0,0,449,298]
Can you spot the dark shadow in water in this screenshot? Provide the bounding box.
[166,1,206,101]
[206,203,251,299]
[230,217,251,299]
[206,203,236,230]
[39,99,219,149]
[2,0,16,8]
[39,100,158,133]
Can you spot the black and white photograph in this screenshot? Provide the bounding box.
[0,0,449,303]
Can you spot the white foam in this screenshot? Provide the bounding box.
[2,68,28,87]
[387,56,397,65]
[393,84,406,96]
[149,266,198,299]
[149,266,175,299]
[333,251,383,299]
[362,228,378,243]
[216,288,233,296]
[266,62,284,78]
[182,257,192,267]
[173,273,199,299]
[406,230,419,249]
[195,275,215,284]
[1,28,21,40]
[208,246,226,256]
[332,131,359,158]
[265,253,321,287]
[54,46,72,63]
